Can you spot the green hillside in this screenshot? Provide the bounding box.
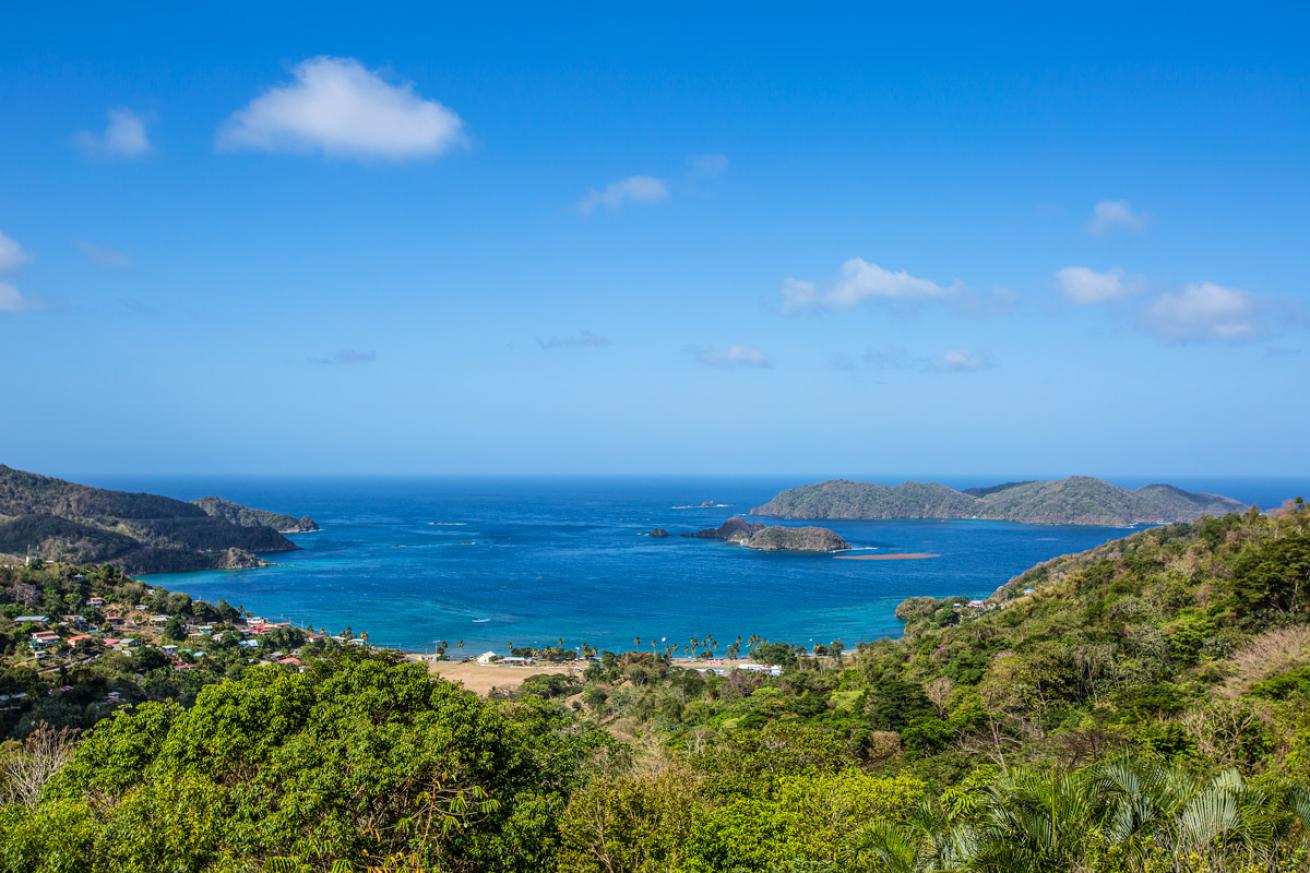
[0,466,316,573]
[3,502,1309,871]
[754,475,1246,525]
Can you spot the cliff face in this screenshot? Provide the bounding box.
[752,476,1245,526]
[683,516,849,552]
[0,465,314,573]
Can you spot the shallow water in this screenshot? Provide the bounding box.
[82,474,1308,655]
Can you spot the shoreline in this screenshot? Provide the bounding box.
[412,654,772,695]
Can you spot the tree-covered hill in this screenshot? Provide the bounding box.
[753,475,1245,525]
[0,466,317,573]
[3,502,1310,871]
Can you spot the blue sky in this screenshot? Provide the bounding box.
[2,3,1308,476]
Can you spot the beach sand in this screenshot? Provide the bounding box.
[835,552,940,560]
[414,656,582,694]
[413,655,766,695]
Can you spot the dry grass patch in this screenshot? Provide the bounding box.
[1220,624,1310,697]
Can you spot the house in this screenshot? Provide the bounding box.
[150,615,171,624]
[967,599,987,609]
[238,639,260,649]
[87,596,105,607]
[161,645,179,655]
[276,657,301,666]
[15,615,49,624]
[30,631,60,648]
[66,634,95,648]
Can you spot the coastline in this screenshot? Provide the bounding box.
[411,654,771,695]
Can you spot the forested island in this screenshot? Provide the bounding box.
[2,499,1310,869]
[753,475,1246,526]
[0,466,318,573]
[683,516,850,552]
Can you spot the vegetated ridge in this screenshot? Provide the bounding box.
[753,475,1245,526]
[682,516,850,552]
[0,465,317,573]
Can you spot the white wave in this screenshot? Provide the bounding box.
[430,521,468,526]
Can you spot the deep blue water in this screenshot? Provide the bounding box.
[80,475,1310,655]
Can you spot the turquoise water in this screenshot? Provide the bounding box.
[84,475,1308,655]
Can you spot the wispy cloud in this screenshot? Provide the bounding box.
[933,348,990,372]
[578,175,669,215]
[219,57,465,161]
[846,346,991,374]
[1087,199,1149,237]
[1055,265,1141,305]
[862,347,914,371]
[0,232,29,272]
[688,153,729,180]
[1139,282,1260,343]
[0,282,38,314]
[781,258,953,313]
[117,297,156,314]
[536,330,611,350]
[0,232,36,314]
[78,241,132,269]
[75,108,152,159]
[310,348,377,365]
[694,344,771,369]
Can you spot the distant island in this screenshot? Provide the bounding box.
[683,516,849,552]
[752,475,1245,526]
[0,465,319,573]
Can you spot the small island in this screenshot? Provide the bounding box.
[682,516,849,552]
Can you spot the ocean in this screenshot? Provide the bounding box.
[81,474,1310,655]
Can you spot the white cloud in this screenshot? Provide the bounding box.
[310,348,377,365]
[579,175,669,215]
[934,349,989,372]
[0,282,37,314]
[77,241,132,269]
[688,153,729,179]
[1087,199,1148,237]
[536,330,611,350]
[0,233,36,314]
[1140,282,1259,343]
[219,57,465,161]
[855,346,989,373]
[781,258,949,313]
[1055,266,1140,305]
[0,232,29,272]
[75,108,152,158]
[695,344,771,369]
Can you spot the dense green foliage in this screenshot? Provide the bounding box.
[3,652,610,871]
[4,503,1310,870]
[752,476,1245,526]
[0,465,307,572]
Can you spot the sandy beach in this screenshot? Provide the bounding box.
[413,655,767,695]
